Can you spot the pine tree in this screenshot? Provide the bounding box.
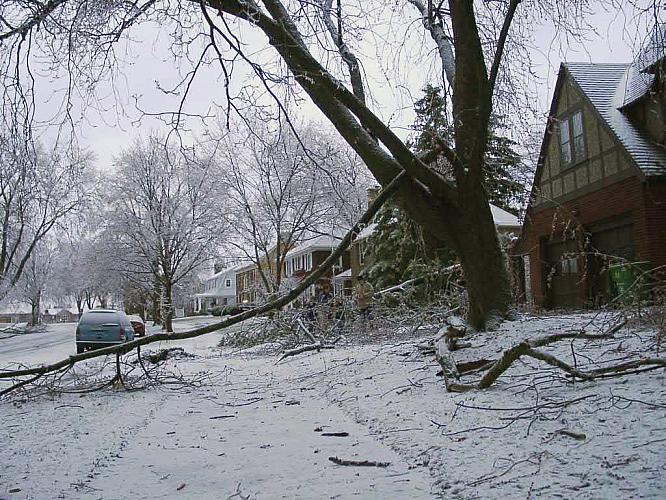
[366,86,524,291]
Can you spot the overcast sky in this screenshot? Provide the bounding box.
[37,2,659,173]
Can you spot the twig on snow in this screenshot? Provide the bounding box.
[328,456,390,467]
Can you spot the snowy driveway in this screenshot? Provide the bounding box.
[1,340,435,499]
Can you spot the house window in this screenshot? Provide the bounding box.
[559,111,586,166]
[306,253,312,271]
[225,279,231,287]
[560,257,579,275]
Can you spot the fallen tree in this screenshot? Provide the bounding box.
[0,172,405,398]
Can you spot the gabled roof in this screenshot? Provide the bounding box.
[490,205,520,228]
[203,261,248,283]
[565,62,666,176]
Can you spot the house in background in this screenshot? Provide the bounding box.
[194,262,245,312]
[0,303,32,324]
[515,25,666,308]
[283,235,351,301]
[43,307,79,323]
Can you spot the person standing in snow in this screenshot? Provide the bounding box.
[354,276,374,328]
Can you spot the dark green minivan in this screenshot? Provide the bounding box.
[75,309,135,354]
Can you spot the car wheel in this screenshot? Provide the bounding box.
[76,345,84,354]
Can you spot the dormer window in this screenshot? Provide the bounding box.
[559,110,586,166]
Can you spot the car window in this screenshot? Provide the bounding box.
[80,312,119,326]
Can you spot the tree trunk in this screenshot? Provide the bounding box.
[391,177,511,330]
[29,293,40,326]
[163,281,173,333]
[453,210,511,330]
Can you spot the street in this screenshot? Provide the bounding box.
[0,323,76,368]
[0,316,255,370]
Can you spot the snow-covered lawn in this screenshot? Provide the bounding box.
[1,311,665,499]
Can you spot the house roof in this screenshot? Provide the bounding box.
[203,261,247,283]
[333,268,352,281]
[285,235,342,258]
[564,60,666,177]
[490,205,520,228]
[355,207,517,242]
[0,302,31,315]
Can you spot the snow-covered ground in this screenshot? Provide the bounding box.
[1,311,665,499]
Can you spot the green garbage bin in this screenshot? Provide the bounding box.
[607,261,652,304]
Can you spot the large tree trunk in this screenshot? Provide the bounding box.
[451,200,511,330]
[395,186,511,330]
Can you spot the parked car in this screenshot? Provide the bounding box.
[75,309,135,354]
[127,315,146,337]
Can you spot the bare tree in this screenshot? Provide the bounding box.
[107,134,222,332]
[18,241,55,326]
[0,133,90,300]
[214,118,369,300]
[0,0,658,328]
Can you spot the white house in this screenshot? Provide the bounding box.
[195,262,245,312]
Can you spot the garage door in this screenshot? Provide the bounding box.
[589,223,634,305]
[545,238,584,309]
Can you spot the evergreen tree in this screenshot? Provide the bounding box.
[366,86,524,291]
[411,85,524,214]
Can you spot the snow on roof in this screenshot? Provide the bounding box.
[565,62,666,177]
[0,302,32,315]
[203,261,249,283]
[332,268,352,281]
[490,204,520,228]
[356,223,377,241]
[355,207,517,241]
[285,235,342,258]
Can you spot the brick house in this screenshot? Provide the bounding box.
[515,26,666,308]
[234,240,295,306]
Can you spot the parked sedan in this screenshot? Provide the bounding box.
[75,309,135,354]
[127,315,146,337]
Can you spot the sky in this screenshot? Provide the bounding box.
[30,2,661,173]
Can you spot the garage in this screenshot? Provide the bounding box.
[544,237,584,309]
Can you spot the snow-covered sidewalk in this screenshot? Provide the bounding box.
[2,311,666,499]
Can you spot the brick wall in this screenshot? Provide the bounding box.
[517,176,666,306]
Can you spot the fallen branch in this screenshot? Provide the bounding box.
[375,264,461,296]
[555,429,586,441]
[328,456,390,467]
[436,319,662,392]
[276,340,338,363]
[435,340,475,393]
